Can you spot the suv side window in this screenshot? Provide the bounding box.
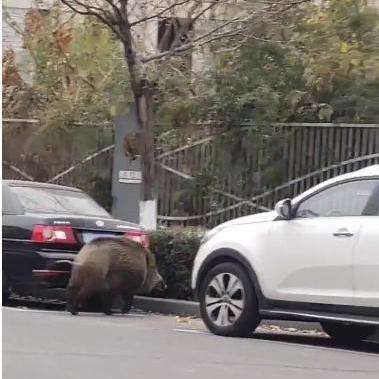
[296,179,379,218]
[362,181,379,216]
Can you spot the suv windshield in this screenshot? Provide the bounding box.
[10,185,110,218]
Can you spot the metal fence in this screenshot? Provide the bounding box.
[3,120,379,227]
[2,119,114,210]
[155,123,379,227]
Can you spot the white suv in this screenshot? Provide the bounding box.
[192,165,379,342]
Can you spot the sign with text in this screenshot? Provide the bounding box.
[119,170,142,184]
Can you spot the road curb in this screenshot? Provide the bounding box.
[133,297,323,330]
[133,296,379,341]
[134,296,200,317]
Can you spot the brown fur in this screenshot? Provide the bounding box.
[67,237,165,315]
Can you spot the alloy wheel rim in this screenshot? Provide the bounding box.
[205,273,245,327]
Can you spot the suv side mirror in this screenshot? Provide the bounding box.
[275,198,292,220]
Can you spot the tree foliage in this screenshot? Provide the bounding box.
[3,6,132,128]
[149,0,379,202]
[5,1,377,131]
[3,7,125,207]
[158,0,379,130]
[291,0,379,123]
[59,0,310,200]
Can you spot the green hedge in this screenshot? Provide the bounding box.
[150,228,204,300]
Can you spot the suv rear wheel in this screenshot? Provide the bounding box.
[321,322,375,344]
[199,262,260,337]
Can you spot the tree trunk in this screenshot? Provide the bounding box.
[135,84,154,201]
[121,32,155,202]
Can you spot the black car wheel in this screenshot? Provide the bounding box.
[199,262,260,337]
[2,271,11,304]
[321,322,376,344]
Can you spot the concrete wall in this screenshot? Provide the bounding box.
[3,1,31,83]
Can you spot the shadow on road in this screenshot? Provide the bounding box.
[252,332,379,355]
[3,297,143,314]
[3,297,66,311]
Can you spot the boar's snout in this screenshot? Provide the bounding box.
[155,276,167,292]
[142,267,167,294]
[151,271,167,293]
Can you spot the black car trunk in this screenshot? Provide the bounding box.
[35,213,143,249]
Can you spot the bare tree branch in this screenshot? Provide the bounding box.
[164,0,220,52]
[120,0,128,17]
[129,0,193,27]
[140,10,256,63]
[140,0,307,63]
[103,0,124,22]
[64,0,105,15]
[189,0,219,26]
[61,0,125,41]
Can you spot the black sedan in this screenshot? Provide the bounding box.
[2,180,148,301]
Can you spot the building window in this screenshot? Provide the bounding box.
[157,18,193,52]
[157,18,193,73]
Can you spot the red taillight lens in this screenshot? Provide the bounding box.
[32,225,78,244]
[125,231,150,249]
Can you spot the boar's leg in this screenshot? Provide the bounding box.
[101,272,124,315]
[67,286,79,315]
[69,284,95,315]
[85,293,106,312]
[121,293,134,314]
[100,290,115,315]
[100,279,119,316]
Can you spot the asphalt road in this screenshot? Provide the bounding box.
[3,307,379,379]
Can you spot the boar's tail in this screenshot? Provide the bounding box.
[145,249,157,269]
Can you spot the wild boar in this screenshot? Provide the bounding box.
[66,236,166,315]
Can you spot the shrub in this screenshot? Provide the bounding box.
[150,228,204,300]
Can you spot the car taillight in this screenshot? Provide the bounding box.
[32,225,78,244]
[125,231,150,249]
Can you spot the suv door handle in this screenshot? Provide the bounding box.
[333,228,354,237]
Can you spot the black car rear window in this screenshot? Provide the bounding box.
[9,186,110,217]
[2,186,22,214]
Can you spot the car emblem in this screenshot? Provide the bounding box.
[96,220,104,227]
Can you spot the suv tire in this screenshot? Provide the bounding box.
[199,262,260,337]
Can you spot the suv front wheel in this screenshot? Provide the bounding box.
[199,262,260,337]
[321,322,375,344]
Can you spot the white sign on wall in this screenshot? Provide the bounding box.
[119,170,142,184]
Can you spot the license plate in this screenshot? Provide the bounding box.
[82,232,117,244]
